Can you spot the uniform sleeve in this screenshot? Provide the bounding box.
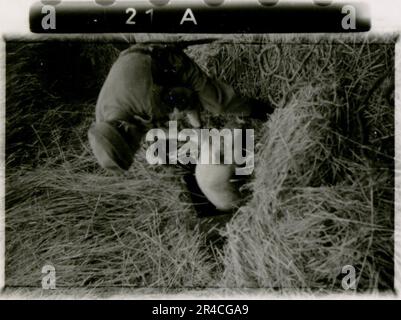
[96,51,158,126]
[196,78,240,114]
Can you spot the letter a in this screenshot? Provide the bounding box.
[341,265,356,290]
[41,264,56,289]
[145,129,167,165]
[180,8,197,25]
[41,5,56,30]
[341,5,356,30]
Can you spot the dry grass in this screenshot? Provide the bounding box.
[220,88,393,291]
[6,145,220,289]
[4,36,395,293]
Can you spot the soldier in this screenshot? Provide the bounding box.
[88,42,274,173]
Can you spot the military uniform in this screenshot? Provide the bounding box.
[89,43,273,172]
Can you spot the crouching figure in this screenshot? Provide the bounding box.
[88,43,274,173]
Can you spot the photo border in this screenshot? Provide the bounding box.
[0,0,400,300]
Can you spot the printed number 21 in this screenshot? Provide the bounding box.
[126,8,154,24]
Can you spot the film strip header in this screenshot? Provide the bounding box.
[30,1,371,33]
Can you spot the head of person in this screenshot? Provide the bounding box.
[151,45,200,87]
[88,120,144,173]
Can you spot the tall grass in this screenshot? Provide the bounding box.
[6,145,220,288]
[219,87,393,291]
[5,37,395,292]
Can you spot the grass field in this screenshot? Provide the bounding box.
[5,36,395,293]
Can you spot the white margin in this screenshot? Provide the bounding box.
[0,0,400,300]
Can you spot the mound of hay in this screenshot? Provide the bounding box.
[219,86,394,292]
[6,147,218,289]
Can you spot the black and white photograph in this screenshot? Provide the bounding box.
[3,33,396,295]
